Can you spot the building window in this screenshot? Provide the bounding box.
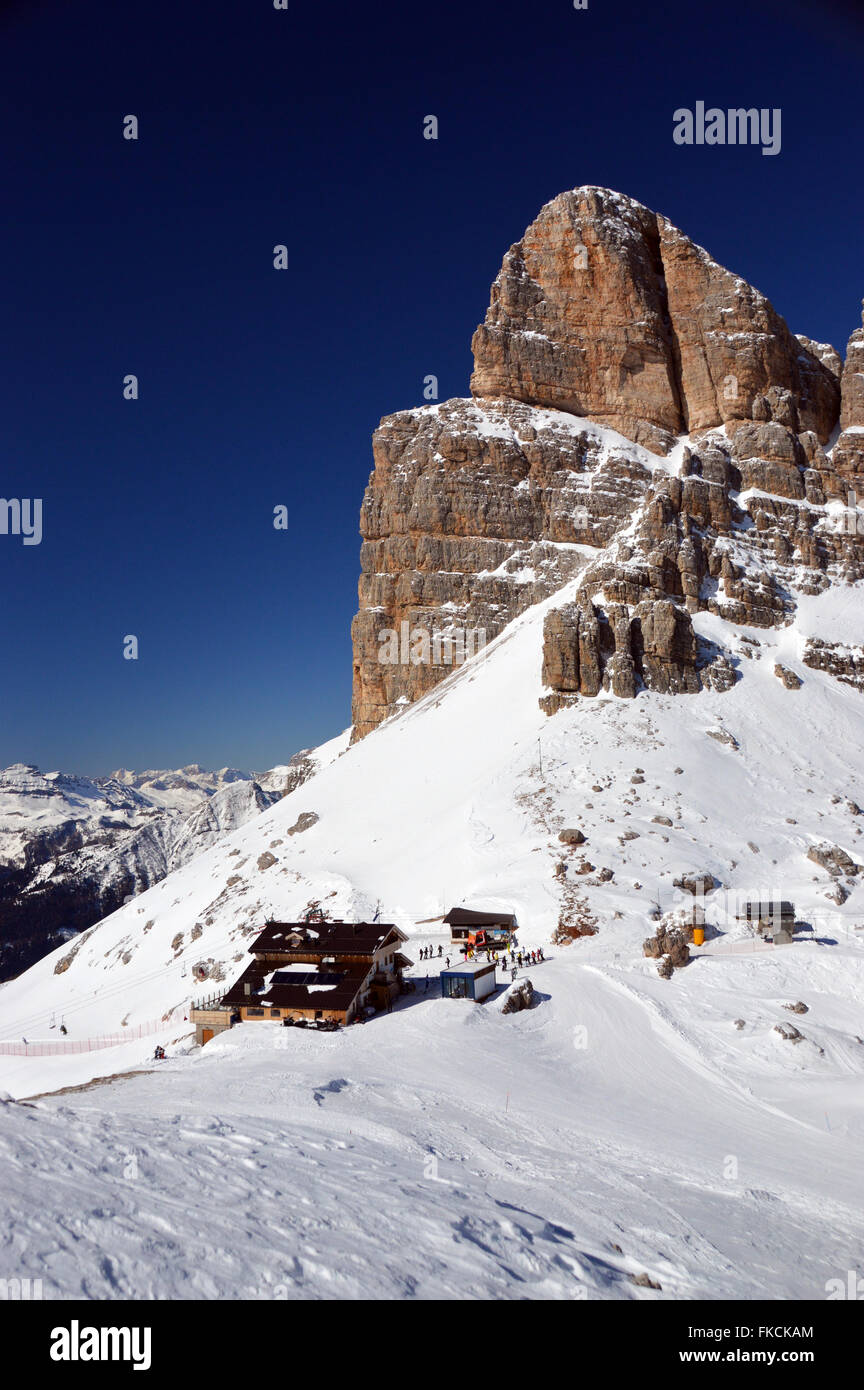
[270,1009,281,1017]
[247,1008,265,1017]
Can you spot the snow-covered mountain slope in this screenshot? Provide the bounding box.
[0,521,862,1297]
[1,991,861,1302]
[2,549,862,1066]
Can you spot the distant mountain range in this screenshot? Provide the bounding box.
[0,751,338,980]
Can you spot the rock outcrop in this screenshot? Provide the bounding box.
[833,303,864,488]
[806,843,860,878]
[643,923,691,978]
[539,593,704,708]
[351,185,862,737]
[774,663,803,690]
[802,640,864,692]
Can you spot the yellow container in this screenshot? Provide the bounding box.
[693,926,705,946]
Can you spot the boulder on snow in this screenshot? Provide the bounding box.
[501,978,534,1014]
[288,811,319,836]
[706,727,739,749]
[773,1023,804,1043]
[558,827,586,846]
[673,871,717,896]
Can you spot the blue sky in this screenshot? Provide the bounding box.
[1,0,862,775]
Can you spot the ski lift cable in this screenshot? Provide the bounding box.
[0,956,200,1038]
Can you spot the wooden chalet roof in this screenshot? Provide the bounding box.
[222,958,371,1014]
[251,920,405,956]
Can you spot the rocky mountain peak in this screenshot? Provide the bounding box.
[351,188,861,738]
[470,186,839,451]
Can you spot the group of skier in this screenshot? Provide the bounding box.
[495,947,543,969]
[417,942,545,970]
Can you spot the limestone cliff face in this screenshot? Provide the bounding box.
[351,186,860,737]
[833,303,864,488]
[351,398,653,738]
[470,187,839,449]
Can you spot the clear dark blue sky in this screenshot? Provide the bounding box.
[2,0,861,775]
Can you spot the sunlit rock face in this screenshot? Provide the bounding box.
[352,186,857,737]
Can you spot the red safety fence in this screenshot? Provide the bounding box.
[0,1006,190,1057]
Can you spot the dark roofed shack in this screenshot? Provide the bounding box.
[737,901,797,944]
[443,907,517,945]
